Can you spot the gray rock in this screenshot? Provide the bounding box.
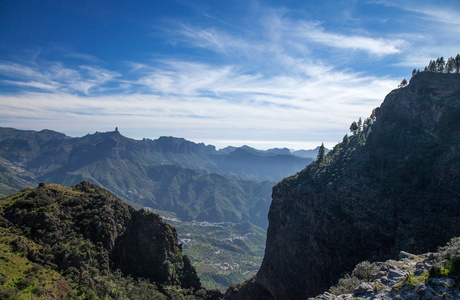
[307,291,335,300]
[373,270,387,280]
[414,284,437,299]
[354,282,374,295]
[414,261,431,276]
[386,266,406,282]
[399,251,418,260]
[429,277,455,288]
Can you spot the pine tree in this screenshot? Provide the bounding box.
[398,79,408,88]
[437,57,445,72]
[317,143,325,162]
[412,69,417,77]
[428,60,437,72]
[446,57,455,73]
[455,54,460,73]
[350,121,359,135]
[363,117,373,128]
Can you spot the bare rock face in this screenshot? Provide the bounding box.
[113,208,201,289]
[225,72,460,299]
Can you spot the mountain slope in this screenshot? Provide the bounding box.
[0,181,222,299]
[226,72,460,299]
[145,165,273,226]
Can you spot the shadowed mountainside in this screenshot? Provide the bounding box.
[225,72,460,299]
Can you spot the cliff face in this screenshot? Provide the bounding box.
[0,181,220,299]
[113,208,201,288]
[226,72,460,299]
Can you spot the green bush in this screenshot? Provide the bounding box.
[0,287,18,299]
[16,276,34,290]
[329,274,360,295]
[329,260,380,295]
[352,261,379,281]
[435,237,460,278]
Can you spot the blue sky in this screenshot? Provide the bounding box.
[0,0,459,150]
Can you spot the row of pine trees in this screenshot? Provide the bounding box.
[399,54,460,88]
[421,54,460,74]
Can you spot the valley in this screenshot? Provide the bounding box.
[1,0,459,298]
[175,219,265,291]
[149,208,266,291]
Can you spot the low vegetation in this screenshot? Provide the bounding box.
[431,236,460,280]
[329,261,380,295]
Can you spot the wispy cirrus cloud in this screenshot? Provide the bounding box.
[375,0,460,27]
[171,10,404,66]
[0,60,120,95]
[294,22,404,56]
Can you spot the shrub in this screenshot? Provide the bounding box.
[352,261,379,281]
[32,285,47,296]
[329,274,360,295]
[0,287,17,299]
[0,273,8,285]
[434,237,460,278]
[16,275,34,290]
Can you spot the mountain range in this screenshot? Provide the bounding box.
[0,127,316,228]
[0,127,319,291]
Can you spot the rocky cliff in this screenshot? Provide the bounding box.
[225,72,460,299]
[0,181,221,299]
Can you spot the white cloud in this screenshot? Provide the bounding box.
[0,55,397,150]
[0,60,120,95]
[296,22,404,56]
[380,1,460,27]
[171,10,404,65]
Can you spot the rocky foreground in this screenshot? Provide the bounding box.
[310,248,460,300]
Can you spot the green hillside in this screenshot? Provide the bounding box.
[0,182,221,299]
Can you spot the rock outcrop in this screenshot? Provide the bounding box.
[225,72,460,299]
[309,249,460,300]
